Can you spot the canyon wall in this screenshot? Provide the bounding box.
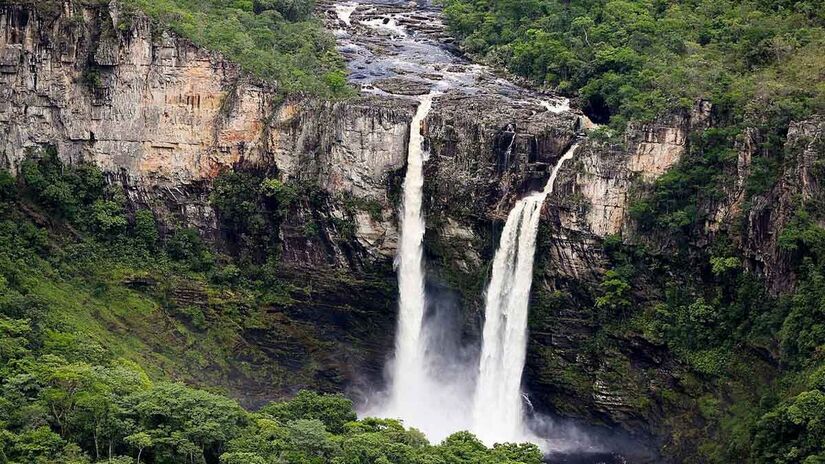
[3,1,824,460]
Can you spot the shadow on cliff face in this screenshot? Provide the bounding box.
[422,280,480,385]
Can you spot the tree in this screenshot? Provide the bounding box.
[133,210,159,249]
[261,390,357,434]
[752,390,825,463]
[125,432,152,463]
[127,383,247,463]
[595,269,633,318]
[89,199,128,237]
[438,431,491,463]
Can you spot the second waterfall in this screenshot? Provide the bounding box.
[471,143,580,446]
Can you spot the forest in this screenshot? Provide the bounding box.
[438,0,825,461]
[0,151,544,463]
[441,0,824,130]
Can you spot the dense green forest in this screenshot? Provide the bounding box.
[439,1,825,462]
[439,0,824,462]
[442,0,824,129]
[0,151,542,463]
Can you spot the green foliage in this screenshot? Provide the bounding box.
[123,0,352,97]
[774,207,825,367]
[710,256,741,277]
[82,68,103,89]
[779,260,825,367]
[629,127,739,238]
[210,171,299,260]
[211,171,279,258]
[595,269,633,319]
[0,325,537,464]
[88,199,128,238]
[260,177,298,211]
[0,152,538,463]
[166,228,215,271]
[602,136,825,461]
[341,193,384,221]
[442,0,824,126]
[19,147,105,221]
[0,170,15,203]
[133,210,159,249]
[751,390,825,463]
[260,390,356,434]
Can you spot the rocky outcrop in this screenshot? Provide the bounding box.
[741,116,825,292]
[555,100,712,241]
[425,92,581,221]
[522,112,825,455]
[0,1,418,261]
[0,3,269,184]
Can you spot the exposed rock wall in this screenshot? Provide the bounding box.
[557,100,712,241]
[741,117,825,292]
[0,3,268,184]
[0,1,417,263]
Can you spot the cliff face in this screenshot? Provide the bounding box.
[0,1,415,263]
[4,1,823,459]
[0,3,266,183]
[740,117,825,292]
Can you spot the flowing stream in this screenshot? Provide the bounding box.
[472,143,579,446]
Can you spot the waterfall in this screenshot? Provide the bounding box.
[384,93,436,423]
[471,143,579,446]
[369,92,481,441]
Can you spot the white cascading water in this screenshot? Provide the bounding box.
[384,93,436,423]
[471,143,580,446]
[376,92,473,441]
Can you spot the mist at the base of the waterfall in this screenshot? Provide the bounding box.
[356,282,479,442]
[351,281,638,458]
[528,413,661,463]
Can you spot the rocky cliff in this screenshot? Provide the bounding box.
[3,1,823,461]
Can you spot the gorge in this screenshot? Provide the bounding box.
[0,0,822,463]
[328,0,600,450]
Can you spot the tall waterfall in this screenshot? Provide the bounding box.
[385,93,436,423]
[471,143,580,446]
[371,92,482,441]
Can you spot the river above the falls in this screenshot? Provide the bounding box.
[320,0,571,108]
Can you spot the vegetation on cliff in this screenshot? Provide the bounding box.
[121,0,350,97]
[11,0,350,96]
[440,2,824,460]
[0,151,542,463]
[590,127,825,461]
[442,0,824,129]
